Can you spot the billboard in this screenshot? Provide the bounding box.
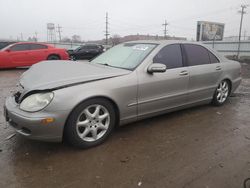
[196,21,225,41]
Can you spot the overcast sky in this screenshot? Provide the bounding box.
[0,0,249,41]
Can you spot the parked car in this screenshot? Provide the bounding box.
[0,42,69,68]
[69,44,104,60]
[0,41,16,50]
[66,46,81,56]
[4,41,241,148]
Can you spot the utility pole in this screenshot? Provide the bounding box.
[243,30,247,40]
[105,12,110,45]
[20,33,23,41]
[237,5,248,59]
[162,20,168,39]
[35,32,38,41]
[57,24,62,42]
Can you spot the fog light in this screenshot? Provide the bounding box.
[41,118,54,124]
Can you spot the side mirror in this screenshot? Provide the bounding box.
[5,49,11,52]
[147,63,167,74]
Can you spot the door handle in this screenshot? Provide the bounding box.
[179,70,188,76]
[216,66,222,70]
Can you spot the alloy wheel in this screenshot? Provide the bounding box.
[76,104,110,142]
[216,80,229,104]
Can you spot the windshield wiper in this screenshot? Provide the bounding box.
[103,63,111,67]
[102,63,119,69]
[98,63,132,71]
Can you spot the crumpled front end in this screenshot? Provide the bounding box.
[4,94,68,142]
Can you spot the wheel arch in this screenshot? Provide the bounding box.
[220,78,232,95]
[47,54,61,60]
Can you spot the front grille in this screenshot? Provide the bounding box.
[9,120,18,128]
[13,83,24,104]
[14,91,22,103]
[21,127,31,134]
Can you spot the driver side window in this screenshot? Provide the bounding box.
[153,44,183,69]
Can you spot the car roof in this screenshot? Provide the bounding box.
[12,42,53,47]
[124,40,227,61]
[84,43,102,46]
[124,40,205,46]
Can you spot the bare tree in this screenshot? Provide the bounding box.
[111,34,121,45]
[71,35,81,43]
[28,36,37,42]
[61,37,71,43]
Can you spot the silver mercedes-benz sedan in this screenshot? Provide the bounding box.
[4,40,241,148]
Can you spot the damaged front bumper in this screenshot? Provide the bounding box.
[4,96,68,142]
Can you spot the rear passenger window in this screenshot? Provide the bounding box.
[10,44,30,51]
[183,44,210,66]
[153,44,183,69]
[79,46,86,51]
[30,44,48,50]
[88,45,98,49]
[208,51,220,63]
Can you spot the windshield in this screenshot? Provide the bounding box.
[73,46,82,51]
[91,43,157,70]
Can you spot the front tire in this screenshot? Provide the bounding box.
[64,98,116,149]
[212,80,230,106]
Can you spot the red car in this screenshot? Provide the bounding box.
[0,42,69,68]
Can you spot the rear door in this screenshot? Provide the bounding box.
[76,46,88,59]
[9,44,32,66]
[138,44,189,117]
[182,44,222,103]
[88,45,101,58]
[29,44,49,65]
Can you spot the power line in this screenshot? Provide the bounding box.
[237,4,248,58]
[111,18,160,29]
[169,5,238,24]
[162,20,168,39]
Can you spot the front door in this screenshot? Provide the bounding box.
[137,44,189,118]
[9,44,32,66]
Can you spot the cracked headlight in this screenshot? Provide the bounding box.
[20,92,54,112]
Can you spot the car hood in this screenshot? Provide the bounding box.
[19,60,131,91]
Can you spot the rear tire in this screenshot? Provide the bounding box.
[70,55,76,61]
[47,55,60,60]
[64,98,116,149]
[212,80,230,106]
